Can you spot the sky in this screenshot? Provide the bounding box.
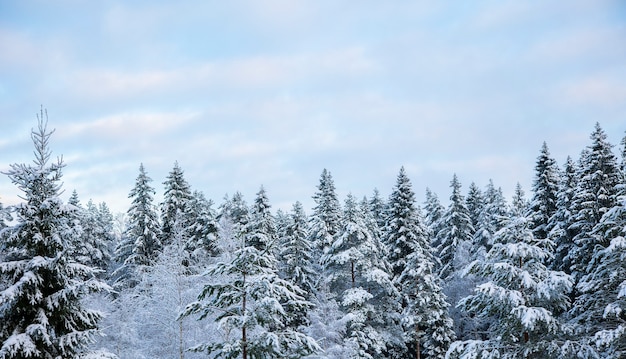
[0,0,625,215]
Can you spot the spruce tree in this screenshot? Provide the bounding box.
[466,182,484,232]
[185,190,218,257]
[309,169,342,267]
[384,167,418,279]
[385,169,454,358]
[471,179,507,261]
[323,194,397,358]
[182,188,320,359]
[0,116,109,358]
[279,201,316,301]
[573,185,626,358]
[437,174,474,280]
[423,187,445,250]
[449,214,573,359]
[161,162,193,247]
[567,123,620,283]
[549,156,578,273]
[113,163,160,288]
[529,142,560,242]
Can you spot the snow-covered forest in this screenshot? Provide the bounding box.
[1,116,626,359]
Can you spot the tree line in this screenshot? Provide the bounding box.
[1,113,625,358]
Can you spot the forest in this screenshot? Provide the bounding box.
[1,117,625,359]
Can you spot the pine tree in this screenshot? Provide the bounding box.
[385,169,454,358]
[424,187,445,250]
[567,123,620,283]
[0,115,109,358]
[185,190,218,257]
[384,167,419,279]
[369,188,387,232]
[575,186,626,358]
[511,182,529,216]
[529,142,560,243]
[182,188,320,359]
[549,156,578,273]
[437,174,474,280]
[466,182,484,232]
[449,214,573,359]
[113,163,160,288]
[471,180,507,261]
[279,202,316,301]
[323,194,397,358]
[161,162,193,247]
[309,169,342,267]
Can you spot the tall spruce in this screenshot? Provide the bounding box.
[113,163,160,287]
[309,169,342,268]
[466,182,484,232]
[323,194,398,358]
[384,167,419,279]
[567,123,620,283]
[0,116,109,358]
[424,188,445,251]
[161,162,193,247]
[279,202,316,301]
[549,156,578,273]
[437,174,474,280]
[529,142,560,242]
[386,168,454,358]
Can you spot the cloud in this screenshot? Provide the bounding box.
[558,75,626,108]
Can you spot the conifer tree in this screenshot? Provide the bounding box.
[424,187,445,250]
[437,174,474,280]
[369,188,387,232]
[279,202,316,301]
[573,184,626,358]
[385,168,454,358]
[549,156,578,273]
[466,182,484,231]
[113,163,160,287]
[323,194,398,358]
[185,190,218,257]
[0,116,109,358]
[161,162,193,247]
[511,182,529,216]
[449,214,573,359]
[384,167,418,279]
[182,188,320,359]
[309,169,342,267]
[529,142,560,242]
[471,180,507,261]
[567,123,620,283]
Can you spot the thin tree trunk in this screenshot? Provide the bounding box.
[416,324,421,359]
[351,261,355,287]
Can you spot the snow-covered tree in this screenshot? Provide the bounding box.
[424,187,445,250]
[449,214,573,359]
[323,194,398,358]
[113,163,160,288]
[182,188,320,359]
[385,168,454,358]
[567,124,621,284]
[161,162,193,247]
[185,190,218,257]
[529,142,560,243]
[574,189,626,358]
[384,167,419,279]
[279,201,316,301]
[511,182,529,216]
[369,188,387,232]
[549,156,578,273]
[466,182,484,232]
[309,169,342,268]
[471,180,507,261]
[0,116,109,358]
[437,174,474,280]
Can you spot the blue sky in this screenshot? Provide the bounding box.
[1,0,625,214]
